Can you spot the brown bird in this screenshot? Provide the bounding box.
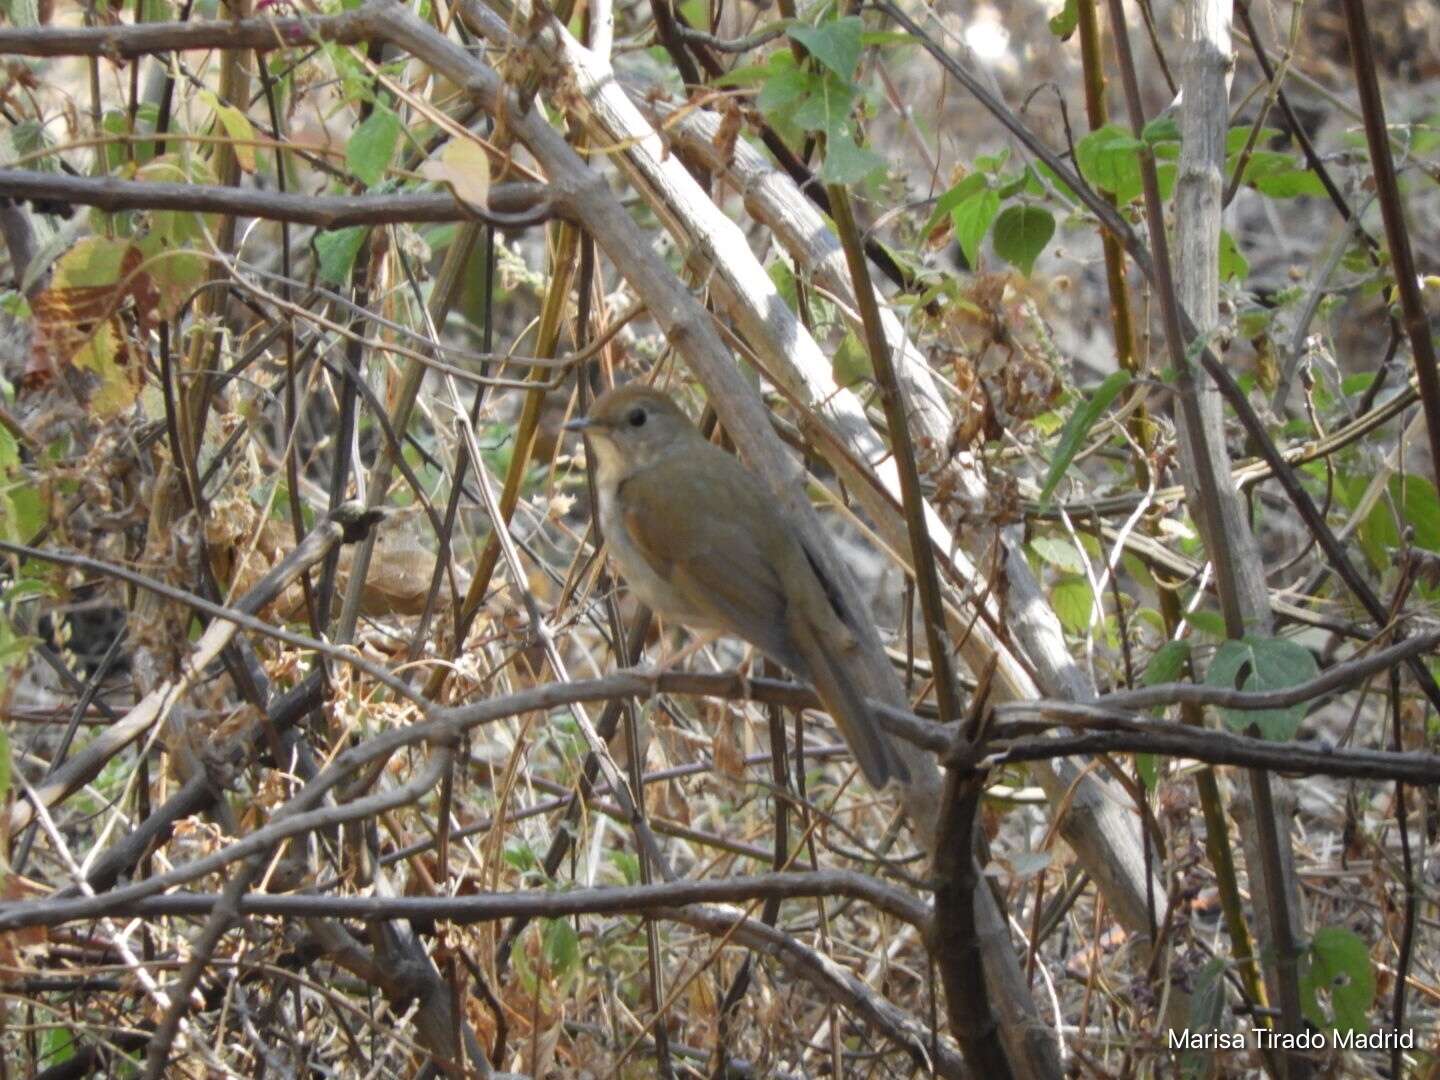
[566,384,908,787]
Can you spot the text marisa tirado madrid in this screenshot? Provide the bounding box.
[1168,1028,1416,1052]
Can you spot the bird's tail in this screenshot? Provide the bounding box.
[788,616,910,788]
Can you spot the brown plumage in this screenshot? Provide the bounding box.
[567,385,908,787]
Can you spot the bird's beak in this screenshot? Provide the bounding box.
[563,416,593,433]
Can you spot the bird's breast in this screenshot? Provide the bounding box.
[598,481,697,621]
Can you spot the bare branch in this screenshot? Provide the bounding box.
[0,168,557,228]
[88,869,931,928]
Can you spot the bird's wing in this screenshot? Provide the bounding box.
[615,449,798,667]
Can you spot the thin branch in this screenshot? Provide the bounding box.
[86,869,931,927]
[1339,0,1440,488]
[1095,630,1440,712]
[673,22,786,54]
[663,905,966,1078]
[985,718,1440,786]
[826,183,962,732]
[0,6,376,57]
[0,168,555,228]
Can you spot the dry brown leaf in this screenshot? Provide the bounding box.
[421,137,492,210]
[712,703,747,785]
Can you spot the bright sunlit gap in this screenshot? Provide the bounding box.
[963,13,1011,62]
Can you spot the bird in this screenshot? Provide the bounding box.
[565,384,908,787]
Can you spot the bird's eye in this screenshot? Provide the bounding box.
[627,408,647,428]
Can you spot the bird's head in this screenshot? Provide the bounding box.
[565,385,696,476]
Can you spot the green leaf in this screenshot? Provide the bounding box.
[1135,752,1159,790]
[995,169,1029,199]
[714,60,777,88]
[542,918,580,976]
[0,616,35,702]
[1184,609,1227,639]
[0,424,22,476]
[1233,149,1289,177]
[68,319,132,418]
[1038,369,1131,504]
[0,289,30,319]
[993,205,1054,274]
[1029,536,1086,574]
[1076,123,1145,202]
[821,129,884,184]
[134,213,210,319]
[1142,640,1191,686]
[1155,162,1178,201]
[40,1030,76,1067]
[1133,633,1178,779]
[1235,151,1326,198]
[792,74,855,137]
[198,89,256,173]
[1190,955,1228,1028]
[1048,0,1078,38]
[1218,229,1248,283]
[1180,958,1230,1078]
[1124,554,1155,594]
[1341,372,1376,397]
[609,849,641,886]
[346,103,400,187]
[952,186,1000,268]
[0,478,44,544]
[768,257,797,307]
[1350,474,1440,568]
[923,172,987,236]
[860,29,915,47]
[314,226,367,284]
[974,148,1010,174]
[1205,635,1319,740]
[756,61,813,117]
[1051,576,1094,635]
[0,426,45,543]
[50,235,131,288]
[1225,124,1284,154]
[502,839,538,874]
[1253,166,1326,198]
[6,0,41,28]
[1300,927,1374,1036]
[832,329,871,386]
[787,16,864,80]
[1033,159,1079,205]
[102,106,159,169]
[1237,307,1273,337]
[1393,474,1440,552]
[1143,115,1181,144]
